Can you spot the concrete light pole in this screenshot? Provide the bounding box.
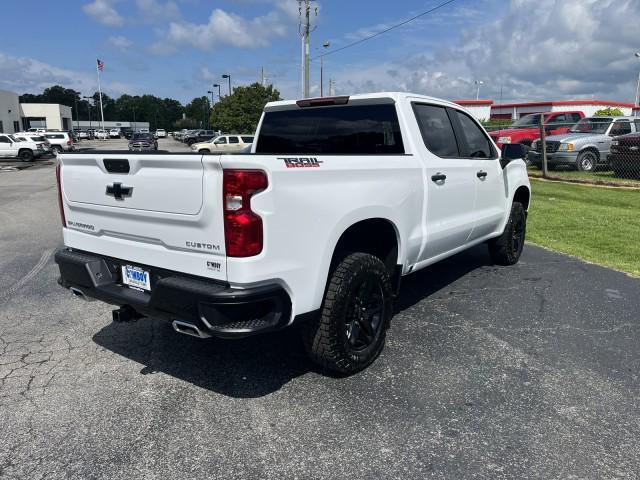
[298,0,317,98]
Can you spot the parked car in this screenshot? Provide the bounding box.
[184,129,216,145]
[191,135,254,153]
[0,134,45,161]
[608,130,640,178]
[43,132,74,153]
[26,127,48,133]
[94,130,109,139]
[138,128,150,134]
[15,134,52,154]
[128,132,158,151]
[77,131,90,140]
[109,129,121,139]
[155,129,167,138]
[174,129,189,141]
[528,116,637,171]
[54,92,531,374]
[489,111,584,149]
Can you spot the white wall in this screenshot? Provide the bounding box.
[20,103,73,130]
[549,104,633,117]
[0,90,22,133]
[464,105,492,121]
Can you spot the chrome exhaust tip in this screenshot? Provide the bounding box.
[70,287,94,302]
[172,320,211,339]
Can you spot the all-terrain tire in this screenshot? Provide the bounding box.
[302,252,393,375]
[488,202,526,266]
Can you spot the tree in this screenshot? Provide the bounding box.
[211,83,281,133]
[594,107,624,117]
[185,96,211,128]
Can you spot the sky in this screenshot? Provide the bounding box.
[1,0,639,105]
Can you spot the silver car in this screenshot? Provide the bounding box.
[529,116,639,171]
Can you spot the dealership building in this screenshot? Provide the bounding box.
[0,89,148,134]
[455,99,638,121]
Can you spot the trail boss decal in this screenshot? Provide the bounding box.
[279,157,323,168]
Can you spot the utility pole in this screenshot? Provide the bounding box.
[298,0,317,98]
[261,67,265,86]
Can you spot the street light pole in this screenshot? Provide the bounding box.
[207,90,215,130]
[474,80,484,101]
[73,93,79,131]
[82,96,93,130]
[222,74,232,95]
[213,83,221,99]
[320,40,330,97]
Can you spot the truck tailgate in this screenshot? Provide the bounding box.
[58,152,227,281]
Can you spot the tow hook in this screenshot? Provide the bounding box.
[112,305,144,323]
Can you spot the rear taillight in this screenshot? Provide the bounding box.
[223,170,268,257]
[67,139,71,145]
[55,161,66,227]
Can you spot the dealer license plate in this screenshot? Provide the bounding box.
[121,265,151,291]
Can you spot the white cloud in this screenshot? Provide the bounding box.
[82,0,124,27]
[162,5,290,51]
[331,0,640,103]
[135,0,181,23]
[108,35,133,50]
[0,52,134,97]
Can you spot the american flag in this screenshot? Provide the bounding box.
[97,59,104,71]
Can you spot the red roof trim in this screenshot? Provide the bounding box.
[454,100,493,105]
[493,100,635,109]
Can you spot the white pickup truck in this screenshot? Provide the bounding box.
[54,92,531,374]
[0,134,46,161]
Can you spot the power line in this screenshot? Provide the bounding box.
[311,0,458,61]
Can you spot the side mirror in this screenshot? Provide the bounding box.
[500,143,529,168]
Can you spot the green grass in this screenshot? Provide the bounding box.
[527,179,640,276]
[527,167,640,188]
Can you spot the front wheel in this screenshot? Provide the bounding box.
[488,202,526,265]
[52,145,63,154]
[302,253,393,375]
[576,151,597,172]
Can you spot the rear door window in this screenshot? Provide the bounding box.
[256,103,404,154]
[412,104,459,158]
[241,136,254,143]
[229,136,239,144]
[454,110,495,159]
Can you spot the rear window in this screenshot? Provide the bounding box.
[256,104,404,154]
[46,134,64,139]
[241,136,254,143]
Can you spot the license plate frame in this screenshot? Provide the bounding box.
[121,265,151,291]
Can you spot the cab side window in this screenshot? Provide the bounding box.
[0,135,10,143]
[611,121,631,136]
[412,104,460,158]
[455,110,495,159]
[229,136,239,144]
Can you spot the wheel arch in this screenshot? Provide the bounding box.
[326,217,403,296]
[513,185,530,211]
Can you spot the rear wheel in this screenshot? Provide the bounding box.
[18,149,34,162]
[52,145,63,154]
[302,253,393,374]
[488,202,526,266]
[576,150,597,172]
[198,149,209,154]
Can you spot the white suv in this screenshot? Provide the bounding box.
[43,132,74,153]
[109,129,121,139]
[155,129,167,138]
[0,134,45,161]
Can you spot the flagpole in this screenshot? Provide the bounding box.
[96,60,105,140]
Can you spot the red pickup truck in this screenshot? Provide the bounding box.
[489,111,584,149]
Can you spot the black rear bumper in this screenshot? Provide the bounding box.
[55,248,291,338]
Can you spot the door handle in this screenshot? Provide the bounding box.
[431,173,446,182]
[476,170,487,179]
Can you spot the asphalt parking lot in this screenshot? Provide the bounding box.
[1,155,639,479]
